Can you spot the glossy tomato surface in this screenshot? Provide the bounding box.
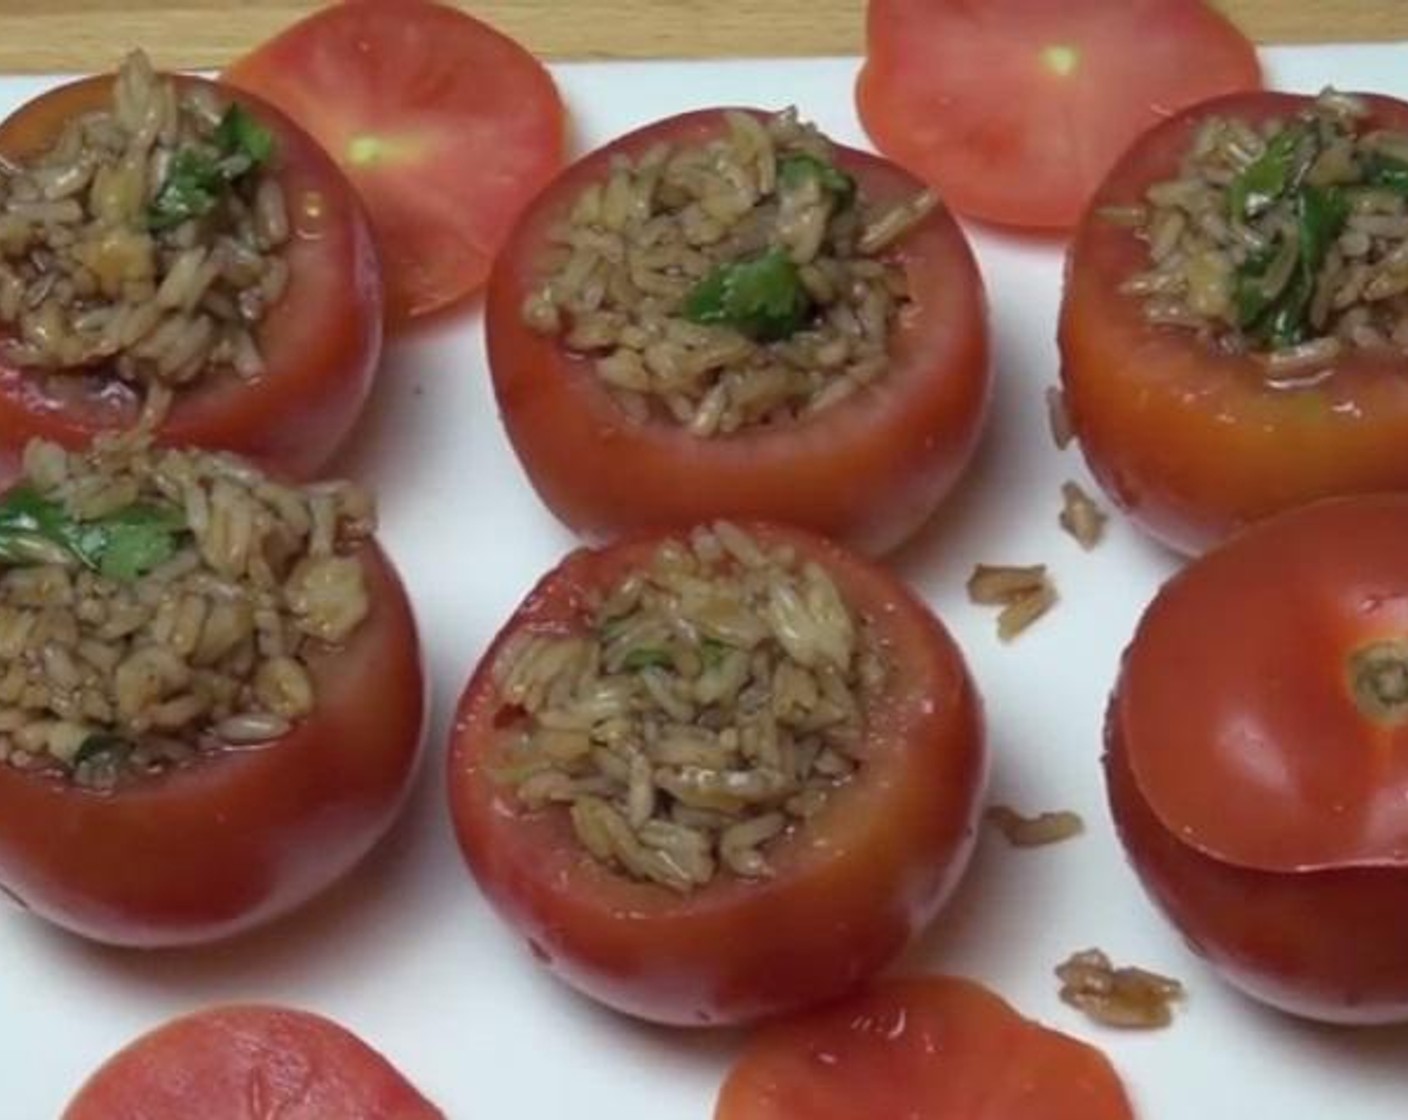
[1061,90,1408,555]
[715,976,1134,1120]
[0,73,382,481]
[487,109,989,557]
[448,523,985,1026]
[63,1004,443,1120]
[225,0,565,323]
[1107,496,1408,1022]
[0,545,425,947]
[857,0,1260,231]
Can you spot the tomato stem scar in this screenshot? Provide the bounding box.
[1348,639,1408,724]
[1041,44,1080,78]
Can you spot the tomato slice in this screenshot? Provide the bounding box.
[1061,90,1408,555]
[0,544,426,947]
[225,0,565,324]
[715,976,1135,1120]
[1115,496,1408,872]
[0,73,382,480]
[1108,495,1408,1022]
[487,108,989,557]
[448,522,985,1026]
[856,0,1261,231]
[63,1005,442,1119]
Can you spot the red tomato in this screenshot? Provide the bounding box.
[224,0,565,324]
[0,544,426,947]
[63,1004,442,1120]
[448,523,985,1026]
[1061,90,1408,556]
[856,0,1261,231]
[0,74,382,481]
[715,975,1135,1120]
[486,109,989,557]
[1107,496,1408,1022]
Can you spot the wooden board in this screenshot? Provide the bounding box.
[0,0,1403,73]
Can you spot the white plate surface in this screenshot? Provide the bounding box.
[3,44,1408,1119]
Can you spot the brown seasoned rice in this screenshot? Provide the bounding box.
[1119,88,1408,364]
[966,563,1058,641]
[0,51,289,405]
[522,109,935,435]
[986,805,1085,848]
[1058,481,1106,550]
[0,429,373,791]
[491,522,884,892]
[1056,948,1185,1029]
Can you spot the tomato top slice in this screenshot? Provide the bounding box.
[487,109,989,556]
[449,522,985,1026]
[1117,495,1408,873]
[1061,90,1408,555]
[225,0,565,323]
[63,1005,442,1120]
[715,976,1134,1120]
[856,0,1261,230]
[0,73,381,479]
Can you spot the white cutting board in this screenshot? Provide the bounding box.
[2,45,1407,1119]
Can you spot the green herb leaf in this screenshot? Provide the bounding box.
[148,102,274,231]
[213,103,275,168]
[1363,151,1408,195]
[778,154,857,207]
[699,638,729,669]
[1229,126,1306,221]
[0,486,186,581]
[682,248,813,342]
[622,647,673,672]
[73,733,133,769]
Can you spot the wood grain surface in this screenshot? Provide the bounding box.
[0,0,1403,73]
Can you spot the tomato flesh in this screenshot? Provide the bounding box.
[0,73,382,481]
[225,0,565,323]
[1108,495,1408,1022]
[856,0,1261,231]
[63,1005,442,1120]
[447,523,985,1026]
[486,108,989,557]
[0,545,426,947]
[1061,90,1408,555]
[715,976,1135,1120]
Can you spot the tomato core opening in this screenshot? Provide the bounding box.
[1041,44,1081,79]
[1348,639,1408,724]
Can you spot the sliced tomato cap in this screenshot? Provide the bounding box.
[1117,496,1408,872]
[715,975,1134,1120]
[857,0,1262,230]
[224,0,566,324]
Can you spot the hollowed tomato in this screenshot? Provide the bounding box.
[1106,495,1408,1022]
[447,522,985,1026]
[1061,90,1408,556]
[486,109,989,557]
[63,1004,443,1120]
[0,73,382,481]
[0,544,425,947]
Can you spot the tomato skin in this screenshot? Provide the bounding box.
[486,109,989,557]
[63,1004,443,1120]
[447,523,986,1026]
[224,0,565,323]
[1060,91,1408,556]
[715,976,1134,1120]
[0,73,383,481]
[857,0,1260,231]
[1106,496,1408,1022]
[0,546,426,947]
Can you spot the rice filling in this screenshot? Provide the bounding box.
[1117,88,1408,370]
[492,523,885,893]
[0,51,291,406]
[0,431,373,791]
[522,110,936,435]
